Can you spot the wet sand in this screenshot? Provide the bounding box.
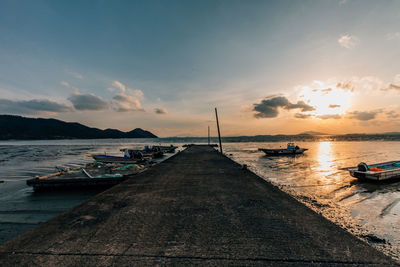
[0,145,396,265]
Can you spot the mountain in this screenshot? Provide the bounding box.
[299,131,329,135]
[0,115,157,140]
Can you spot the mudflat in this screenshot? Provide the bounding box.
[0,145,396,266]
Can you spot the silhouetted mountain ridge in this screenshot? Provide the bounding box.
[0,115,157,140]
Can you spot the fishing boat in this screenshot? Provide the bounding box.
[258,143,308,156]
[158,145,178,153]
[26,162,148,191]
[90,145,164,164]
[119,146,164,159]
[343,161,400,181]
[90,154,147,164]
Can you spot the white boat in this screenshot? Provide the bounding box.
[258,143,308,156]
[343,161,400,181]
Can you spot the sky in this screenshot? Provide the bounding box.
[0,0,400,137]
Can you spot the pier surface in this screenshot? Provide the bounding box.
[0,146,396,265]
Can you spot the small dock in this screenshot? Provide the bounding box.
[0,145,396,265]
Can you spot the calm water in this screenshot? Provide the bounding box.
[0,139,399,260]
[0,139,181,245]
[223,141,400,260]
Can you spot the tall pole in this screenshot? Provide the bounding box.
[208,126,210,145]
[215,107,223,153]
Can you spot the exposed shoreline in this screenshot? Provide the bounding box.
[0,145,395,265]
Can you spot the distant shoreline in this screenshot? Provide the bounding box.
[2,134,400,142]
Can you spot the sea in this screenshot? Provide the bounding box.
[0,138,400,260]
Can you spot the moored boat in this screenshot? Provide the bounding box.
[26,162,147,191]
[258,143,308,156]
[158,145,178,153]
[90,146,164,164]
[119,146,164,159]
[90,154,146,164]
[343,161,400,181]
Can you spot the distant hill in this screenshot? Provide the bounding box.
[382,132,400,135]
[0,115,157,140]
[299,131,329,135]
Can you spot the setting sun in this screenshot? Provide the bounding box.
[300,85,352,118]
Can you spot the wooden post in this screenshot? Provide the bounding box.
[215,108,223,153]
[208,126,210,145]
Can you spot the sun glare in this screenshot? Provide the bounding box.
[300,85,352,117]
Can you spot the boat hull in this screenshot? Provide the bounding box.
[27,163,146,191]
[91,155,144,164]
[259,148,307,156]
[119,149,164,159]
[158,146,178,153]
[345,160,400,181]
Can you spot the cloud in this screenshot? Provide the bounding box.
[60,81,79,93]
[68,93,109,111]
[294,113,312,119]
[317,114,342,120]
[335,76,384,93]
[381,83,400,91]
[386,110,400,119]
[253,96,287,118]
[0,99,73,114]
[380,74,400,91]
[338,34,359,49]
[329,104,341,108]
[253,96,315,118]
[154,108,168,114]
[60,81,71,88]
[286,101,315,112]
[336,81,355,92]
[131,89,144,100]
[112,94,144,112]
[348,110,380,121]
[109,81,144,112]
[321,88,332,94]
[112,80,126,94]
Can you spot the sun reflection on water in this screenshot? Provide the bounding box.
[314,141,342,186]
[316,142,333,173]
[224,141,400,260]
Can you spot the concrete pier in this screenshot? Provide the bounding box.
[0,145,396,265]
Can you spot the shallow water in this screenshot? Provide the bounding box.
[0,139,180,244]
[0,139,399,260]
[223,141,400,260]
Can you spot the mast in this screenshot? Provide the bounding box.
[208,125,210,145]
[215,108,222,153]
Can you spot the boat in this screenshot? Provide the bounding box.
[258,143,308,156]
[26,162,148,191]
[343,161,400,181]
[157,145,178,153]
[90,154,147,164]
[90,145,165,164]
[119,146,164,159]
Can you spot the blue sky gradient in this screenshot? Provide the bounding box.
[1,0,400,136]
